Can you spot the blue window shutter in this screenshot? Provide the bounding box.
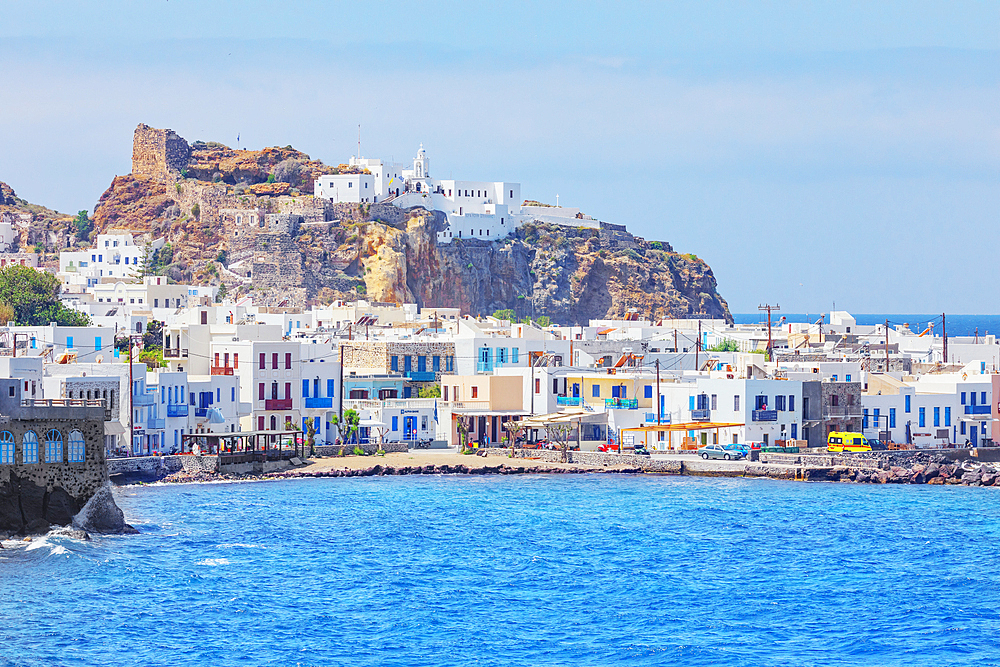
[890,408,896,428]
[327,379,335,397]
[961,392,966,405]
[95,336,101,351]
[644,385,652,399]
[689,395,695,410]
[392,416,398,431]
[67,336,74,349]
[231,387,236,401]
[905,395,911,413]
[592,385,600,398]
[391,356,398,371]
[302,379,309,397]
[945,407,951,427]
[512,348,519,363]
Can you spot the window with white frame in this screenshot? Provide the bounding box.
[68,430,85,462]
[22,431,38,464]
[45,430,63,463]
[0,431,13,464]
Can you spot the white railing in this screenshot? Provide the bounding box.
[438,401,492,411]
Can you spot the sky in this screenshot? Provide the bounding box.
[1,0,997,314]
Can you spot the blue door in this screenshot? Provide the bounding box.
[404,417,417,441]
[971,425,978,447]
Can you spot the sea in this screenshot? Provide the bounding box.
[2,475,999,666]
[733,314,1000,338]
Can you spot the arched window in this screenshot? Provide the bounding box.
[22,431,38,464]
[0,431,13,464]
[45,429,63,463]
[269,415,277,431]
[68,430,85,463]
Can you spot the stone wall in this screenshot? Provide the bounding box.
[312,442,409,456]
[132,124,191,181]
[0,412,108,533]
[480,447,682,472]
[107,454,220,476]
[340,341,456,384]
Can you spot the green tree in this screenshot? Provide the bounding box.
[0,266,89,326]
[142,319,164,350]
[418,384,441,398]
[708,338,741,352]
[492,309,516,322]
[535,316,552,327]
[73,210,92,242]
[215,283,228,303]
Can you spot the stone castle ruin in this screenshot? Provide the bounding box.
[132,124,192,182]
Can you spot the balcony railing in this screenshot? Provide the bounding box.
[167,403,188,417]
[132,393,154,406]
[405,371,436,382]
[752,409,778,422]
[476,361,494,373]
[147,418,165,430]
[605,398,638,409]
[822,407,862,418]
[211,366,234,376]
[304,397,334,409]
[691,408,711,421]
[194,408,208,418]
[965,405,991,415]
[265,398,293,411]
[163,348,188,359]
[557,396,582,407]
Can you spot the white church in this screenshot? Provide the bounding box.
[314,145,602,244]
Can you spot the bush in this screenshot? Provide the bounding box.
[352,445,365,456]
[191,203,200,219]
[273,159,302,185]
[651,241,663,250]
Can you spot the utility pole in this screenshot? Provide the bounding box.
[338,343,344,423]
[885,319,890,373]
[696,320,701,369]
[673,328,678,354]
[655,359,661,425]
[122,333,143,456]
[759,304,780,361]
[942,313,947,364]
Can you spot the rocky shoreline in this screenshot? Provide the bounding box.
[836,452,1000,486]
[127,450,1000,488]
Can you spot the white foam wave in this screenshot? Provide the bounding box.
[196,558,230,566]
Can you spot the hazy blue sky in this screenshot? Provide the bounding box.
[1,1,997,313]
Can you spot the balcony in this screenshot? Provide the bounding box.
[194,408,208,418]
[265,398,293,411]
[965,405,991,415]
[132,393,154,406]
[605,398,638,410]
[405,371,436,382]
[691,408,711,421]
[163,348,188,359]
[304,397,333,409]
[211,366,234,376]
[167,403,188,417]
[147,418,165,430]
[752,409,778,422]
[476,361,494,373]
[557,396,582,407]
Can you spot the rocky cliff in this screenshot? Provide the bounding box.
[85,124,730,323]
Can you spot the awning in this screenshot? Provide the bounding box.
[104,421,126,435]
[360,418,389,428]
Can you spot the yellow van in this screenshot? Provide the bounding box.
[827,431,872,453]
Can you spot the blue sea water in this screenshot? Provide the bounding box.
[2,475,1000,667]
[734,313,1000,338]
